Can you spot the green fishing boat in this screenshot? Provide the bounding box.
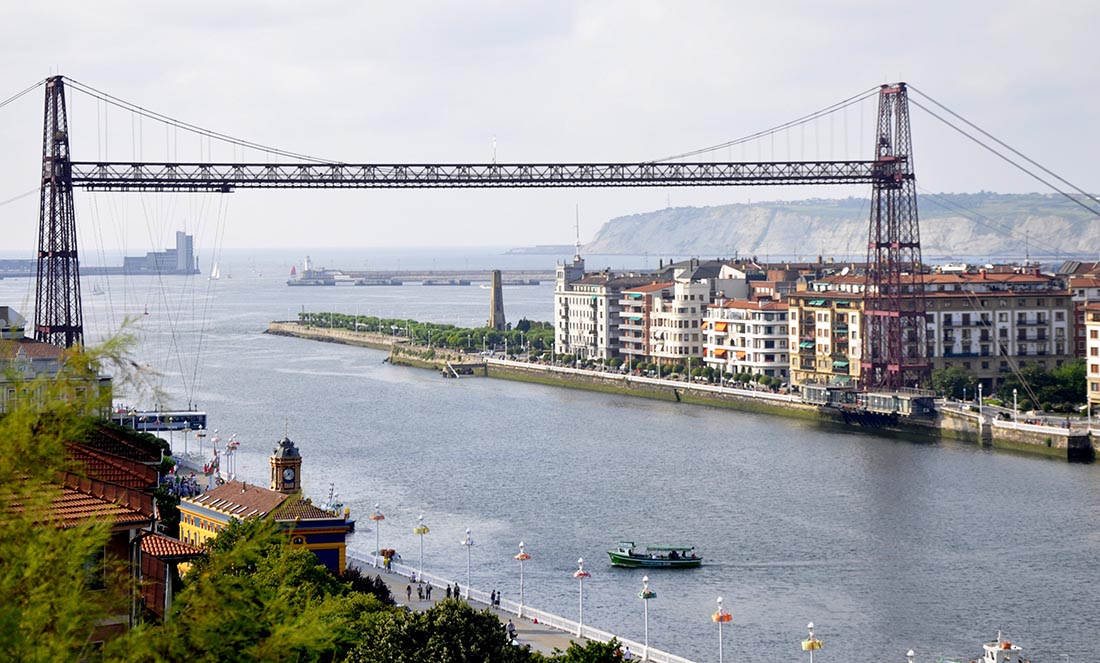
[607,541,702,568]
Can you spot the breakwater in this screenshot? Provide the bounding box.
[266,321,1098,461]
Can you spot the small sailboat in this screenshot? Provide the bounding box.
[209,262,221,281]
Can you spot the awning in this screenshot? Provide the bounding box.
[714,321,728,332]
[835,300,851,306]
[713,348,728,357]
[832,360,850,368]
[627,293,642,299]
[799,341,814,349]
[807,299,826,306]
[735,351,746,359]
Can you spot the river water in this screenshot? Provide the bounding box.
[2,253,1097,663]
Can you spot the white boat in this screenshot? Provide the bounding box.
[209,262,221,280]
[942,632,1028,663]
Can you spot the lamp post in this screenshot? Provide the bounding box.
[514,542,530,618]
[978,382,983,420]
[414,515,429,582]
[803,621,823,663]
[638,575,655,660]
[1013,387,1018,424]
[573,558,590,637]
[369,504,385,568]
[712,596,732,663]
[460,528,474,599]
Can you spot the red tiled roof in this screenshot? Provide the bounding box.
[719,299,788,310]
[67,445,158,490]
[924,289,1071,298]
[923,272,1054,284]
[1069,277,1100,288]
[0,338,65,360]
[52,485,153,529]
[623,282,674,294]
[183,480,288,518]
[276,498,344,521]
[62,472,156,518]
[81,425,162,464]
[141,533,203,561]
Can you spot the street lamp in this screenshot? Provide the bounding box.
[514,541,531,618]
[1013,387,1018,424]
[369,504,385,568]
[802,621,823,663]
[573,558,590,637]
[414,515,430,582]
[712,596,732,663]
[460,528,474,599]
[638,575,656,660]
[978,382,984,419]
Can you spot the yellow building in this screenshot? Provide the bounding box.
[178,435,355,573]
[787,290,865,387]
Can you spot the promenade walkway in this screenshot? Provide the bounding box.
[348,555,695,663]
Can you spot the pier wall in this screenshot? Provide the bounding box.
[267,321,1096,461]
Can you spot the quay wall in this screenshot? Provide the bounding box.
[266,322,1096,461]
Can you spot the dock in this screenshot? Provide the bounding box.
[350,554,695,663]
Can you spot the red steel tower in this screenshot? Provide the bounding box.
[861,83,929,389]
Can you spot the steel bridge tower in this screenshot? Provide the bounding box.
[34,75,83,348]
[861,83,929,389]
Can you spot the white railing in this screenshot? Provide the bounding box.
[989,418,1085,436]
[488,358,799,405]
[354,554,696,663]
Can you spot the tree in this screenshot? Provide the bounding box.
[931,366,977,400]
[0,337,148,663]
[552,638,625,663]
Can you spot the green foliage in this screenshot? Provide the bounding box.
[0,343,139,663]
[997,360,1086,411]
[931,366,977,400]
[344,599,540,663]
[552,638,625,663]
[342,565,395,605]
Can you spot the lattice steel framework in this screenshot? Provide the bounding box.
[35,76,82,348]
[68,160,880,192]
[861,83,929,389]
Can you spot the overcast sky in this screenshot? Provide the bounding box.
[1,1,1096,255]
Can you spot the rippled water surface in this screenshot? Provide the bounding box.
[3,265,1097,663]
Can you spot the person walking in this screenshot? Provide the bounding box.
[489,589,496,608]
[622,645,633,660]
[417,585,424,601]
[446,585,452,599]
[425,583,432,601]
[454,582,461,599]
[506,619,516,642]
[405,584,412,603]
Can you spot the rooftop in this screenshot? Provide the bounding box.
[184,480,288,518]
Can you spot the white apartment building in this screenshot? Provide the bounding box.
[702,299,790,378]
[1085,302,1100,413]
[618,279,710,366]
[554,253,655,360]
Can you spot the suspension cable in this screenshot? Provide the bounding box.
[0,79,47,112]
[910,85,1100,211]
[63,76,340,164]
[652,86,881,163]
[908,95,1100,219]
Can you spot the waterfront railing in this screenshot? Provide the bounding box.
[354,554,696,663]
[489,358,800,404]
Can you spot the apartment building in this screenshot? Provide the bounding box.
[787,288,865,387]
[618,279,710,366]
[554,252,656,360]
[923,270,1073,389]
[702,299,790,378]
[1084,302,1100,414]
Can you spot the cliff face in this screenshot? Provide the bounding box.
[584,193,1100,258]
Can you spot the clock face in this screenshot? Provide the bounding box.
[282,467,296,482]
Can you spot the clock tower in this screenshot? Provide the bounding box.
[270,435,302,494]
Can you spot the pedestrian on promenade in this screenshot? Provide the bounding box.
[446,585,452,599]
[454,582,461,599]
[623,646,633,660]
[417,585,424,601]
[506,619,516,642]
[489,589,496,608]
[405,585,412,603]
[425,583,432,600]
[494,590,501,608]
